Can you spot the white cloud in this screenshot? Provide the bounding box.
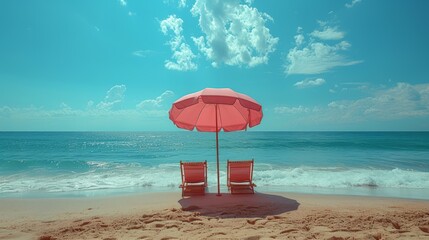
[286,40,362,75]
[87,101,94,109]
[128,11,136,16]
[294,34,304,46]
[60,102,72,111]
[331,82,429,119]
[0,106,12,117]
[346,0,362,8]
[311,26,345,40]
[274,106,312,114]
[0,106,169,123]
[285,22,361,75]
[0,88,178,130]
[327,101,345,110]
[160,15,197,71]
[132,50,151,57]
[294,78,326,88]
[160,15,183,36]
[104,85,126,103]
[119,0,127,6]
[329,82,370,94]
[137,90,175,110]
[178,0,186,8]
[0,105,83,119]
[164,44,197,71]
[190,0,278,67]
[96,85,126,111]
[276,82,429,122]
[0,88,175,118]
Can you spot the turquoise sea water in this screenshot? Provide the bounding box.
[0,131,428,199]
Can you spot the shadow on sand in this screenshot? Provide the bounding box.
[178,192,300,219]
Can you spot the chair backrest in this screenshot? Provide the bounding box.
[180,161,207,184]
[227,159,254,183]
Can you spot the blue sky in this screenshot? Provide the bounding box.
[1,0,429,131]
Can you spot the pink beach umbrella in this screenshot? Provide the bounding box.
[169,88,263,196]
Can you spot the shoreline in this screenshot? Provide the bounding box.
[1,191,428,239]
[2,185,429,201]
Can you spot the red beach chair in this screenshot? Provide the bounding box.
[179,161,207,197]
[227,159,256,194]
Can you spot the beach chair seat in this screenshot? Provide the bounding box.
[179,160,207,197]
[227,159,256,194]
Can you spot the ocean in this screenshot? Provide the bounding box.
[1,131,428,199]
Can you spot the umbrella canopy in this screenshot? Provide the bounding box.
[169,88,263,195]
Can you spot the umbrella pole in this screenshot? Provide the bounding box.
[216,104,221,196]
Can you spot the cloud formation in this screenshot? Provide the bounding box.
[285,26,361,75]
[276,82,429,122]
[132,50,151,57]
[0,106,12,117]
[96,85,126,110]
[274,106,312,114]
[0,106,168,123]
[190,0,278,67]
[0,87,179,131]
[178,0,186,8]
[137,90,175,110]
[294,78,326,88]
[328,82,429,119]
[160,15,197,71]
[119,0,127,6]
[345,0,362,8]
[311,26,345,40]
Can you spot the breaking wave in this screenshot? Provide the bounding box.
[1,163,428,197]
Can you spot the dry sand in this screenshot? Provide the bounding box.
[0,191,428,240]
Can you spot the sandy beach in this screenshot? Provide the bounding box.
[1,192,428,240]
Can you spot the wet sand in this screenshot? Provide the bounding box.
[0,192,428,239]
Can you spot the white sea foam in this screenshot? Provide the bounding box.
[1,166,429,197]
[253,167,429,189]
[86,161,110,168]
